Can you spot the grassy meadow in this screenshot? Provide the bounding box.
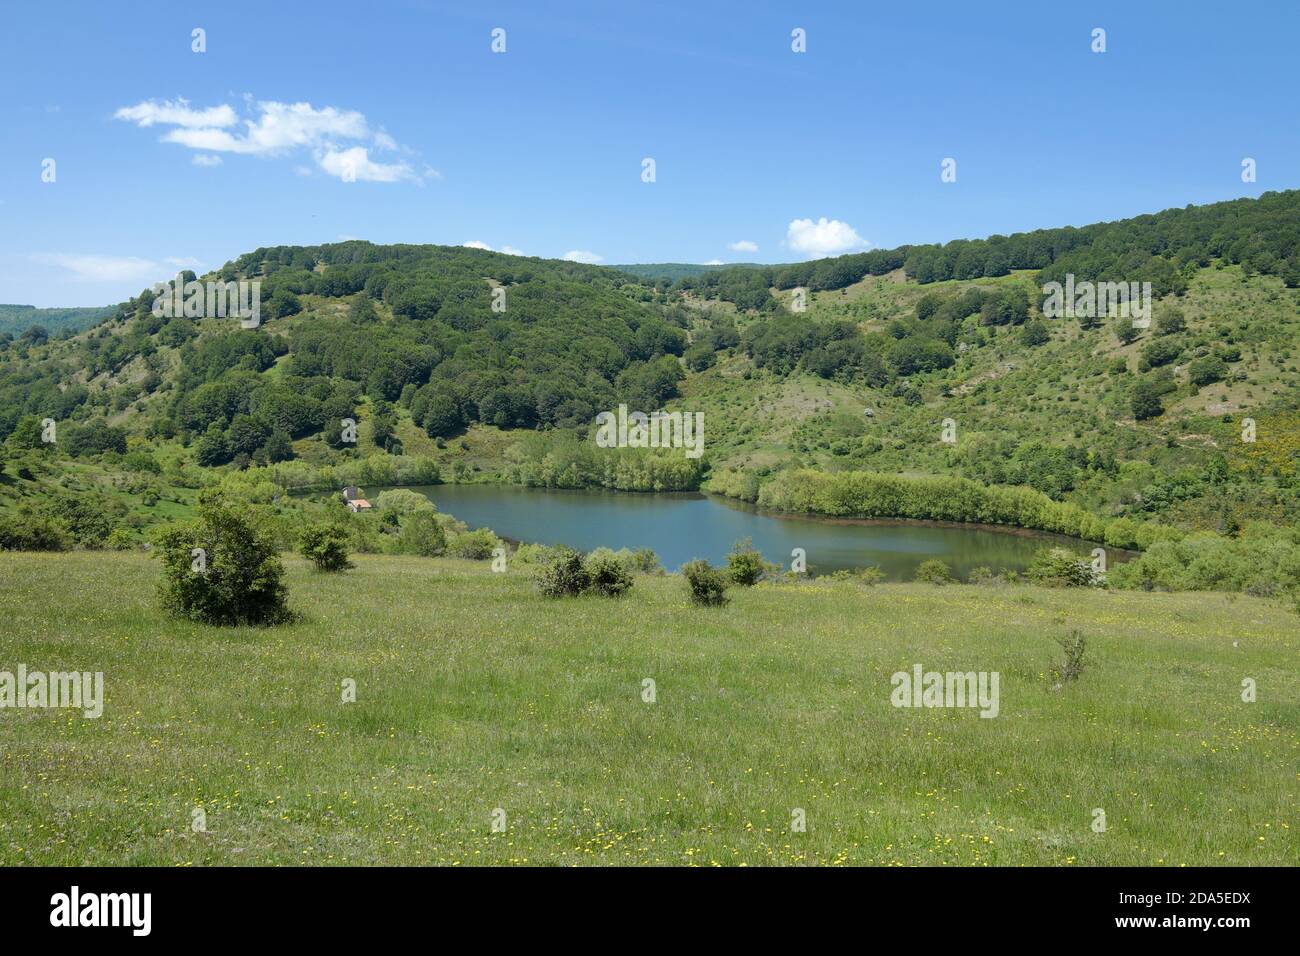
[0,551,1295,866]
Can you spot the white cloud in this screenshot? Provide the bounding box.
[317,146,416,183]
[562,250,603,264]
[785,218,869,257]
[114,99,237,129]
[728,240,758,253]
[115,97,430,183]
[704,259,724,265]
[191,154,222,167]
[33,253,171,284]
[463,241,528,257]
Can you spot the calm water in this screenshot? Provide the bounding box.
[408,484,1099,580]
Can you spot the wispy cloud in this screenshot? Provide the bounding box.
[562,250,603,264]
[728,240,758,253]
[32,253,194,284]
[114,99,238,129]
[115,97,431,183]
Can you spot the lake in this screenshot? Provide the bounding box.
[408,484,1101,580]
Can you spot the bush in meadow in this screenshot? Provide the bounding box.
[682,559,729,606]
[828,565,887,585]
[446,527,500,560]
[394,510,447,557]
[586,552,634,596]
[914,559,954,585]
[536,547,591,597]
[726,538,771,586]
[156,493,292,626]
[299,524,354,572]
[1026,548,1101,587]
[0,514,71,552]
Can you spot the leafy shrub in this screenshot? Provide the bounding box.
[514,542,565,565]
[394,510,447,557]
[155,494,292,626]
[967,566,997,585]
[374,488,434,521]
[1026,548,1100,587]
[914,559,954,585]
[725,538,772,586]
[536,547,591,597]
[299,524,354,572]
[105,527,136,551]
[1050,630,1087,685]
[446,527,499,560]
[586,553,634,597]
[827,565,887,585]
[0,514,71,552]
[682,559,729,606]
[586,546,663,576]
[1109,523,1300,594]
[1188,355,1228,387]
[37,492,123,548]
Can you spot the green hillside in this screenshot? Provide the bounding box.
[2,193,1299,579]
[609,262,763,283]
[0,303,113,338]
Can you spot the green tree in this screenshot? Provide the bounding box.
[1131,380,1164,420]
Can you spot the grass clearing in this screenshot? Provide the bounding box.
[0,552,1295,865]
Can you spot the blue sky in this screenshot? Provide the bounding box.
[1,0,1296,306]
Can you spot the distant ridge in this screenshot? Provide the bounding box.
[0,303,113,337]
[609,262,764,282]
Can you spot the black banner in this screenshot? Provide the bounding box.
[0,866,1284,942]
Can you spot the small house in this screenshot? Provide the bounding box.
[346,499,371,513]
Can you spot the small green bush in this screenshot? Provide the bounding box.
[914,559,954,585]
[0,514,71,552]
[514,542,565,565]
[1050,630,1088,684]
[446,527,500,560]
[1027,548,1100,587]
[299,524,354,572]
[586,553,634,597]
[587,546,663,575]
[105,527,136,551]
[726,538,770,586]
[828,565,887,585]
[682,559,729,606]
[536,547,591,597]
[155,494,292,626]
[394,510,447,557]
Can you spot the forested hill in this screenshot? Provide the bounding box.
[609,263,763,283]
[0,241,698,470]
[0,303,113,338]
[2,189,1299,548]
[674,190,1300,311]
